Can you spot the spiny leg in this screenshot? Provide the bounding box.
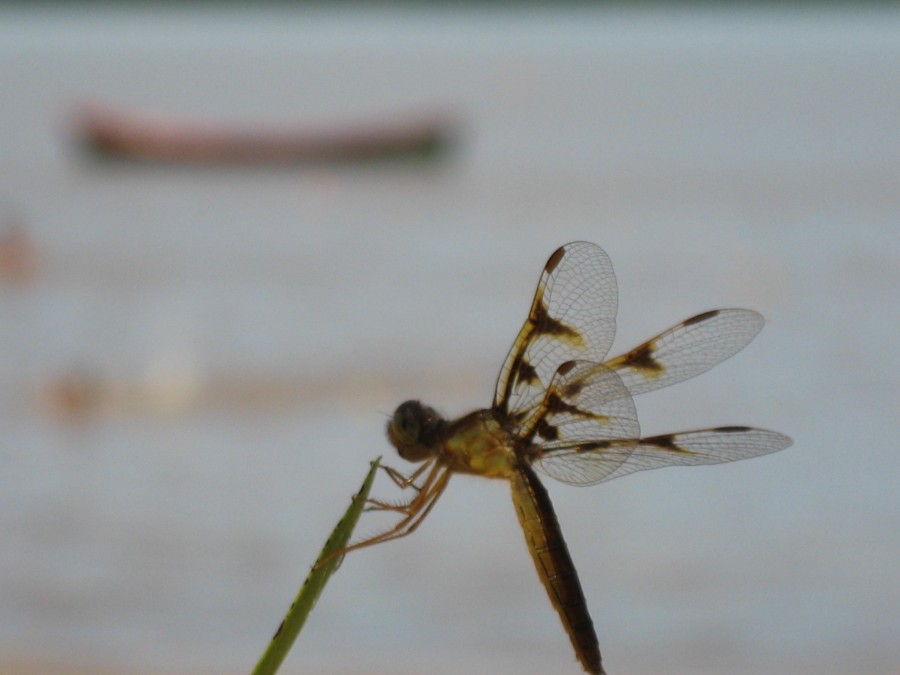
[365,461,435,511]
[380,462,432,490]
[366,459,440,513]
[317,464,451,566]
[348,467,451,550]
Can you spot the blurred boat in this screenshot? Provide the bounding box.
[75,102,456,165]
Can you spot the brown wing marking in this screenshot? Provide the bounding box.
[530,389,612,442]
[502,296,586,414]
[503,247,571,403]
[519,360,635,448]
[605,339,664,380]
[530,294,585,345]
[511,462,605,675]
[499,288,586,416]
[494,242,618,425]
[517,361,640,488]
[537,426,792,486]
[604,308,764,397]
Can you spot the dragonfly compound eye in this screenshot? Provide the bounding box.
[392,401,422,445]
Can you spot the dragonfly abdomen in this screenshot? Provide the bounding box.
[511,463,604,675]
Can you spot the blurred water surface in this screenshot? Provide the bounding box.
[1,5,898,675]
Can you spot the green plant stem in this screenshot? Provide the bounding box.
[251,457,381,675]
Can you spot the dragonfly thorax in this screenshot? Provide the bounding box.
[387,400,448,463]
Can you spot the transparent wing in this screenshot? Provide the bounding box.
[604,308,764,397]
[519,360,640,485]
[538,426,792,486]
[494,242,618,428]
[492,246,790,486]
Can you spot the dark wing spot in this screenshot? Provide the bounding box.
[545,246,567,274]
[535,418,559,441]
[647,433,678,448]
[683,309,720,326]
[545,391,610,424]
[561,379,583,398]
[713,425,752,433]
[514,358,540,386]
[530,300,584,347]
[546,391,580,415]
[557,360,578,377]
[644,433,695,455]
[576,440,612,453]
[623,341,664,374]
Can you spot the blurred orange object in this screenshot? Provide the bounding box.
[76,102,455,165]
[0,224,40,283]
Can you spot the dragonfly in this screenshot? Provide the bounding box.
[339,241,791,674]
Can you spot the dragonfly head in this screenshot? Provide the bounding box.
[387,400,446,463]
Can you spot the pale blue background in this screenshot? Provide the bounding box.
[1,5,897,674]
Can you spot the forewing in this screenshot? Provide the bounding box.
[494,242,618,426]
[523,360,641,485]
[539,426,792,486]
[604,308,764,397]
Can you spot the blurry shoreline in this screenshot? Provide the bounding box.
[39,366,487,421]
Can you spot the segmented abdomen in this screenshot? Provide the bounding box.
[510,463,604,674]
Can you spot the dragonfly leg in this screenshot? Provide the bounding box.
[364,459,441,513]
[316,463,451,566]
[380,462,431,490]
[363,460,436,511]
[365,497,410,513]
